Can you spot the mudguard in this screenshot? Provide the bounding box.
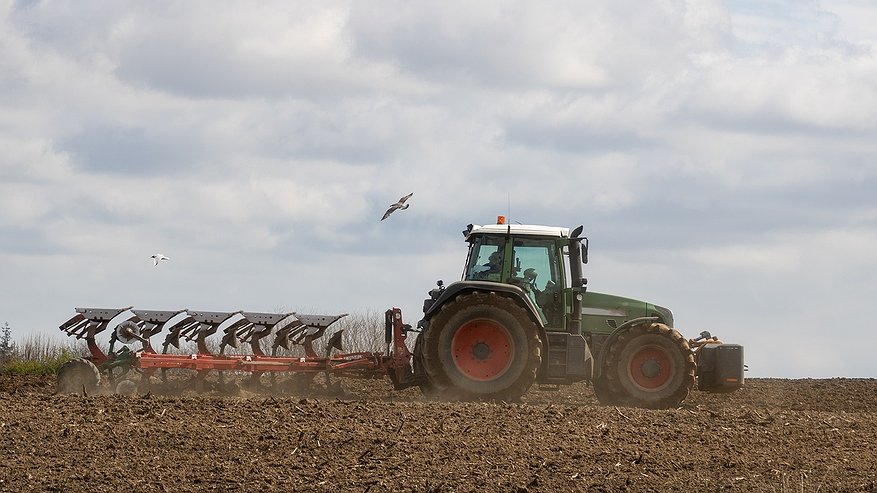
[422,281,545,329]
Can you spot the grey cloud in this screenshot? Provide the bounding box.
[503,120,655,154]
[0,226,61,255]
[684,110,873,138]
[347,1,729,90]
[8,1,129,51]
[58,123,201,176]
[9,1,382,100]
[253,102,399,164]
[112,36,357,100]
[593,167,877,254]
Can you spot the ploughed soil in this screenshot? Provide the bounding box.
[2,374,876,492]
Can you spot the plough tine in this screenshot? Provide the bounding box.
[325,330,344,357]
[179,320,201,343]
[132,309,187,337]
[291,313,348,358]
[60,307,133,337]
[59,306,133,365]
[186,310,242,355]
[273,320,305,353]
[241,312,296,356]
[59,313,87,338]
[220,319,253,352]
[131,309,188,352]
[162,315,198,352]
[293,313,348,330]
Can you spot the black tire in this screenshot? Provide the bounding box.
[413,334,440,397]
[56,358,100,395]
[422,292,542,401]
[592,374,621,405]
[602,322,695,409]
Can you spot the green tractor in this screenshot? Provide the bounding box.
[413,218,743,408]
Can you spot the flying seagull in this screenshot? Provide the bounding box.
[150,253,170,266]
[381,192,414,221]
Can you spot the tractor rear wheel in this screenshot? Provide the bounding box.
[413,334,440,396]
[422,292,542,401]
[602,322,695,409]
[56,358,101,395]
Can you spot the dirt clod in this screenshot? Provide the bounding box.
[1,374,876,492]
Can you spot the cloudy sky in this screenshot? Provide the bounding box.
[2,0,876,378]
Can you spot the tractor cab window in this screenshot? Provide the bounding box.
[562,245,572,288]
[464,236,506,282]
[511,239,563,326]
[511,239,560,289]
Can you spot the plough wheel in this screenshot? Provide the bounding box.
[422,292,542,401]
[56,358,100,395]
[115,379,138,395]
[601,322,695,409]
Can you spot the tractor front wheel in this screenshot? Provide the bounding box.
[602,322,695,409]
[422,292,542,401]
[592,374,621,406]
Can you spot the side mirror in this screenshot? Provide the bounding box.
[581,238,589,264]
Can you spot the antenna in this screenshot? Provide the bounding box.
[507,192,522,225]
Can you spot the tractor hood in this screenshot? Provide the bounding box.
[580,291,673,336]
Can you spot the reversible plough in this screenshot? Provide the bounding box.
[57,306,416,395]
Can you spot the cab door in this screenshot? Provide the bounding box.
[509,238,564,329]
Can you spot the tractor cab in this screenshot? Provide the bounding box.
[460,218,588,331]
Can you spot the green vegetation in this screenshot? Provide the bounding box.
[0,328,83,376]
[1,351,74,375]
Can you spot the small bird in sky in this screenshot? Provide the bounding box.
[150,253,170,266]
[381,192,414,221]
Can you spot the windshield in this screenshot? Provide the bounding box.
[465,236,506,282]
[464,236,561,287]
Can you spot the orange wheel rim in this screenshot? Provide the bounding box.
[451,319,514,382]
[628,345,672,390]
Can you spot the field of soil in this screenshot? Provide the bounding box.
[2,374,876,492]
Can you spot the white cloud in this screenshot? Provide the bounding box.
[687,241,803,273]
[2,0,877,378]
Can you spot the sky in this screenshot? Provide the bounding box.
[2,0,876,378]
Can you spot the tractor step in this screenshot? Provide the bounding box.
[543,332,593,382]
[537,384,561,391]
